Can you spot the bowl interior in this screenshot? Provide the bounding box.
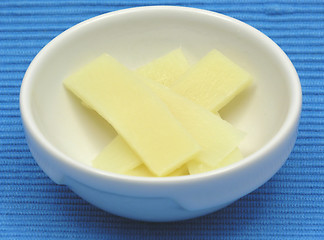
[27,7,291,167]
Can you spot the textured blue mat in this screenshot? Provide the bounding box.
[1,0,324,239]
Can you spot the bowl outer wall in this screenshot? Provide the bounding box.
[20,6,302,212]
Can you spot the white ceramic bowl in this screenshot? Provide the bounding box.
[20,6,302,222]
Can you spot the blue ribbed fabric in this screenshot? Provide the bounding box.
[1,1,324,239]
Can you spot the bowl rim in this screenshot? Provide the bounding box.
[20,5,302,185]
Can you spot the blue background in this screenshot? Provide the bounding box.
[1,0,324,239]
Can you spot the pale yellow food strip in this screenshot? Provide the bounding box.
[172,49,252,112]
[143,78,245,167]
[136,48,190,87]
[124,164,154,177]
[91,76,243,175]
[64,54,201,176]
[168,164,189,176]
[125,164,188,177]
[93,50,191,176]
[187,148,243,175]
[92,136,142,174]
